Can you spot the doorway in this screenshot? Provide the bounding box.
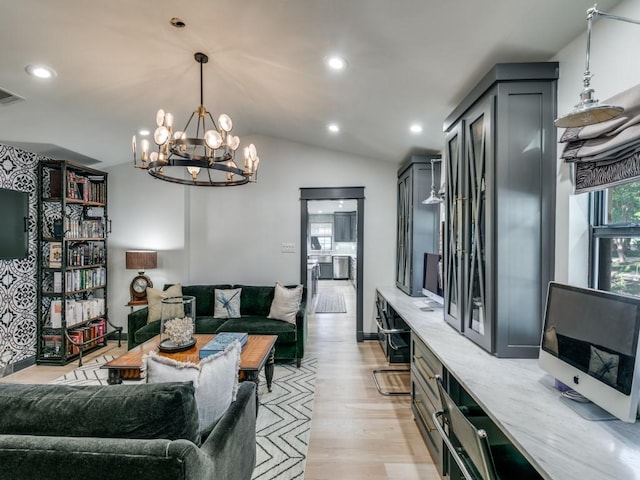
[300,187,365,342]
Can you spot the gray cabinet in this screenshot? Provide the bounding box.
[334,211,356,242]
[396,155,441,296]
[443,62,558,358]
[411,333,444,476]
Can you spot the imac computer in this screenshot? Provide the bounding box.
[539,282,640,423]
[421,253,444,308]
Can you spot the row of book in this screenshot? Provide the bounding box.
[67,242,105,267]
[49,298,106,328]
[65,171,106,203]
[64,218,105,239]
[51,267,106,293]
[42,319,106,357]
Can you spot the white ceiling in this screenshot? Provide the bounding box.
[0,0,623,168]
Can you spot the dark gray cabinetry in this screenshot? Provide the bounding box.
[443,62,558,358]
[396,155,441,296]
[334,211,356,242]
[411,333,444,476]
[318,260,333,279]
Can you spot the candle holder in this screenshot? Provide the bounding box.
[158,295,196,352]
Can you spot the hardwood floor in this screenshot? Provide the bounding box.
[304,280,437,480]
[1,281,438,479]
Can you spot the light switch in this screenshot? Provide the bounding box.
[281,242,296,253]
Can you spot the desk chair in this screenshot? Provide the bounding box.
[432,376,541,480]
[372,304,411,396]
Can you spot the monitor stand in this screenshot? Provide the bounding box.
[559,395,617,422]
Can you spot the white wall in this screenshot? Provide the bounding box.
[554,0,640,285]
[106,134,397,335]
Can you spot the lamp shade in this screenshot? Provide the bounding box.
[125,250,157,272]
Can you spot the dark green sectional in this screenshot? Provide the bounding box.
[128,284,307,367]
[0,381,257,480]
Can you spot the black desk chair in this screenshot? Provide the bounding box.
[432,376,541,480]
[372,303,411,396]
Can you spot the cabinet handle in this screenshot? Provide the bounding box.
[413,356,436,380]
[413,399,436,432]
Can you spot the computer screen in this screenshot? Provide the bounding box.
[422,253,443,305]
[539,282,640,422]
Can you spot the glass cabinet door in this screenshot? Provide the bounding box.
[463,99,491,351]
[444,122,464,331]
[396,172,412,290]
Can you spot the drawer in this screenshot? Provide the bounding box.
[411,335,442,404]
[412,375,443,475]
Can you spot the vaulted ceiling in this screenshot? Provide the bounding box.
[0,0,622,167]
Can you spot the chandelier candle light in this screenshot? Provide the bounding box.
[132,52,259,186]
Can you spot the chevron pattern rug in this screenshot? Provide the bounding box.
[53,355,318,480]
[315,292,347,313]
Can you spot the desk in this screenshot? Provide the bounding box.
[377,286,640,480]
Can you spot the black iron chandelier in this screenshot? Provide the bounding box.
[132,52,259,186]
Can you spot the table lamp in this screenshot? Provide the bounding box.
[126,250,157,304]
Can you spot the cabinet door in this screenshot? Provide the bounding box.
[444,122,464,331]
[463,96,493,352]
[396,171,412,290]
[334,211,356,242]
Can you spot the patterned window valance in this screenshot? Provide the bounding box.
[560,83,640,193]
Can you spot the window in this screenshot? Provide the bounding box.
[310,223,332,251]
[591,181,640,297]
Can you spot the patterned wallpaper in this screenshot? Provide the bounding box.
[0,144,41,375]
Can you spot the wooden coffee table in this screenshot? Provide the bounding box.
[102,334,277,393]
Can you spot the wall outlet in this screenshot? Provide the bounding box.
[281,242,296,253]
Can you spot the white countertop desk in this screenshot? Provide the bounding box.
[377,286,640,480]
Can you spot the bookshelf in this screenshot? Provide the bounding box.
[36,160,121,365]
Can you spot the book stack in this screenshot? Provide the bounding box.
[199,332,248,359]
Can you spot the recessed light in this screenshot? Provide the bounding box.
[25,64,57,79]
[326,56,347,71]
[410,124,423,134]
[327,123,340,133]
[139,129,150,136]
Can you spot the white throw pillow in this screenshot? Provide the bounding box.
[214,288,242,319]
[145,340,241,434]
[267,282,303,324]
[146,284,183,324]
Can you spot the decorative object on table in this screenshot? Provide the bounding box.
[159,295,196,352]
[199,332,248,359]
[125,250,157,304]
[213,288,242,318]
[131,52,260,187]
[555,5,640,128]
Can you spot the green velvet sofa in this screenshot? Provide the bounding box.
[0,381,256,480]
[128,284,307,367]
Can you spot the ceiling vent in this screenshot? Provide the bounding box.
[0,87,24,106]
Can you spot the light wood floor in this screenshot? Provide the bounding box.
[1,281,438,479]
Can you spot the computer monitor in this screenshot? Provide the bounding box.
[422,253,444,306]
[539,282,640,423]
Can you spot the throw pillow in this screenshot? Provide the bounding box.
[267,282,303,324]
[146,283,183,324]
[214,288,242,319]
[145,340,241,434]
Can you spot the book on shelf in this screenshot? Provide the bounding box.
[48,242,62,268]
[50,300,62,328]
[199,332,248,359]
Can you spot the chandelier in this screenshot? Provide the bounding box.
[132,52,259,186]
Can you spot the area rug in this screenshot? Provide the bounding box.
[314,292,347,313]
[52,355,318,480]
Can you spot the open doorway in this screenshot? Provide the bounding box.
[300,187,365,342]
